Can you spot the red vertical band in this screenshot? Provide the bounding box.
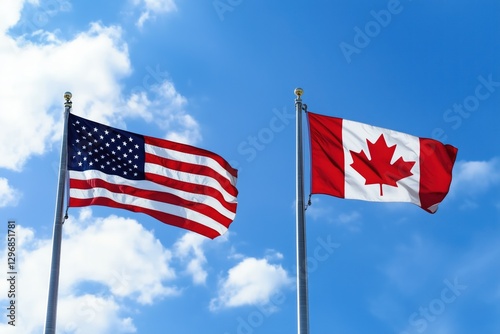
[419,138,458,213]
[308,112,345,198]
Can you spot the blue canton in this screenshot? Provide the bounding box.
[67,114,145,180]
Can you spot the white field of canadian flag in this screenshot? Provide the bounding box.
[308,112,458,213]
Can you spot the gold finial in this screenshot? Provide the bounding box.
[64,92,72,102]
[294,87,304,98]
[64,92,72,109]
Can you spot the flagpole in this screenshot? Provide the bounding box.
[295,87,310,334]
[44,92,72,334]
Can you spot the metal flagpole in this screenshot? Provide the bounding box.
[295,87,310,334]
[44,92,72,334]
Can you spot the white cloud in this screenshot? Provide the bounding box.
[445,158,500,210]
[264,249,284,261]
[336,211,362,232]
[450,158,500,195]
[306,198,362,231]
[0,0,25,33]
[0,1,199,171]
[165,113,201,145]
[0,209,179,333]
[0,20,131,171]
[61,208,178,304]
[133,0,177,28]
[226,243,245,261]
[56,295,136,334]
[125,80,201,145]
[0,177,21,207]
[209,253,293,311]
[173,232,208,285]
[305,197,334,220]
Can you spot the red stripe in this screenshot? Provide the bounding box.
[145,172,237,213]
[69,196,223,239]
[419,138,458,213]
[69,178,234,227]
[146,153,238,198]
[308,112,345,198]
[145,136,238,178]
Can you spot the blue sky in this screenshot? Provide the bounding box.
[0,0,499,333]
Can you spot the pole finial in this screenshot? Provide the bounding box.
[64,92,72,109]
[64,92,72,102]
[294,87,304,98]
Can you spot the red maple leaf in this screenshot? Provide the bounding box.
[349,134,416,196]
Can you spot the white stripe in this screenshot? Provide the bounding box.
[145,143,237,185]
[69,185,228,236]
[69,170,236,219]
[145,163,237,204]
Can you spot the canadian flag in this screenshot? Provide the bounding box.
[307,112,458,213]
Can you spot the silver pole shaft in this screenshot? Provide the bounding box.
[44,92,72,334]
[295,88,309,334]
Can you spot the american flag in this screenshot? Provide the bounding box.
[67,113,238,239]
